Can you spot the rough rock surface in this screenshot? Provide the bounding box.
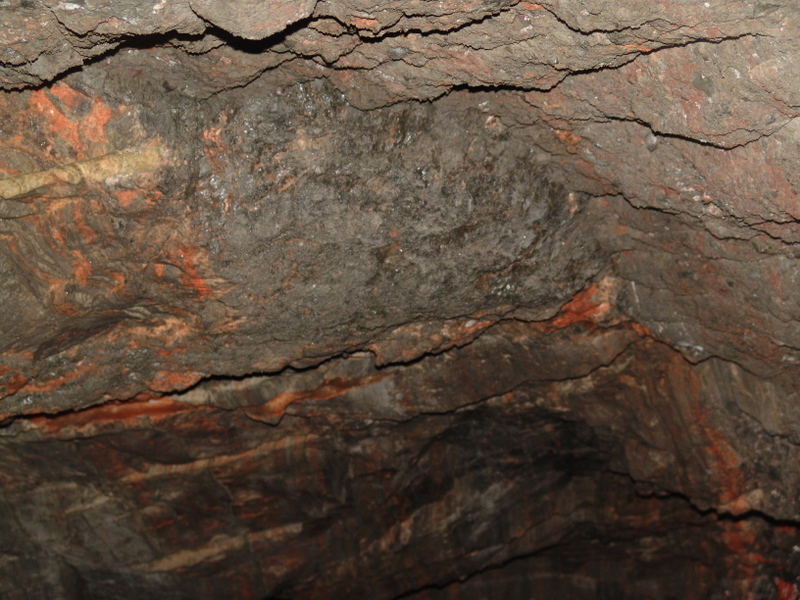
[2,0,800,598]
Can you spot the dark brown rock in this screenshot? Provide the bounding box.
[0,316,795,598]
[2,1,800,598]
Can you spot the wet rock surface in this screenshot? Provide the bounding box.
[1,0,800,598]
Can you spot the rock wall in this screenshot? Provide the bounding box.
[1,1,800,598]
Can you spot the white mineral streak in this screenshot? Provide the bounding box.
[0,142,166,200]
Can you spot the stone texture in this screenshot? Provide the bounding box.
[0,77,605,416]
[1,311,796,599]
[2,0,800,598]
[190,0,317,40]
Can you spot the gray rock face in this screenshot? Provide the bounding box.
[0,77,604,415]
[1,1,800,598]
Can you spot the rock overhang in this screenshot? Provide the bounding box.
[2,1,800,598]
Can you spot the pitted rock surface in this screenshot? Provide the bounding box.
[2,1,800,598]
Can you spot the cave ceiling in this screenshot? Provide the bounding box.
[1,1,800,598]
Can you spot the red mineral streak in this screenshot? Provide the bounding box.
[114,189,141,209]
[175,245,215,299]
[619,43,654,54]
[73,205,97,245]
[777,579,800,600]
[81,441,134,478]
[82,99,115,146]
[14,363,93,397]
[28,397,203,434]
[150,370,204,393]
[720,522,767,583]
[554,129,582,153]
[29,89,83,155]
[3,374,29,395]
[47,82,85,112]
[201,124,233,180]
[352,17,380,28]
[72,255,92,287]
[721,522,755,555]
[691,395,746,505]
[0,366,30,396]
[28,83,117,159]
[245,373,392,422]
[549,283,610,329]
[626,320,654,339]
[367,318,495,364]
